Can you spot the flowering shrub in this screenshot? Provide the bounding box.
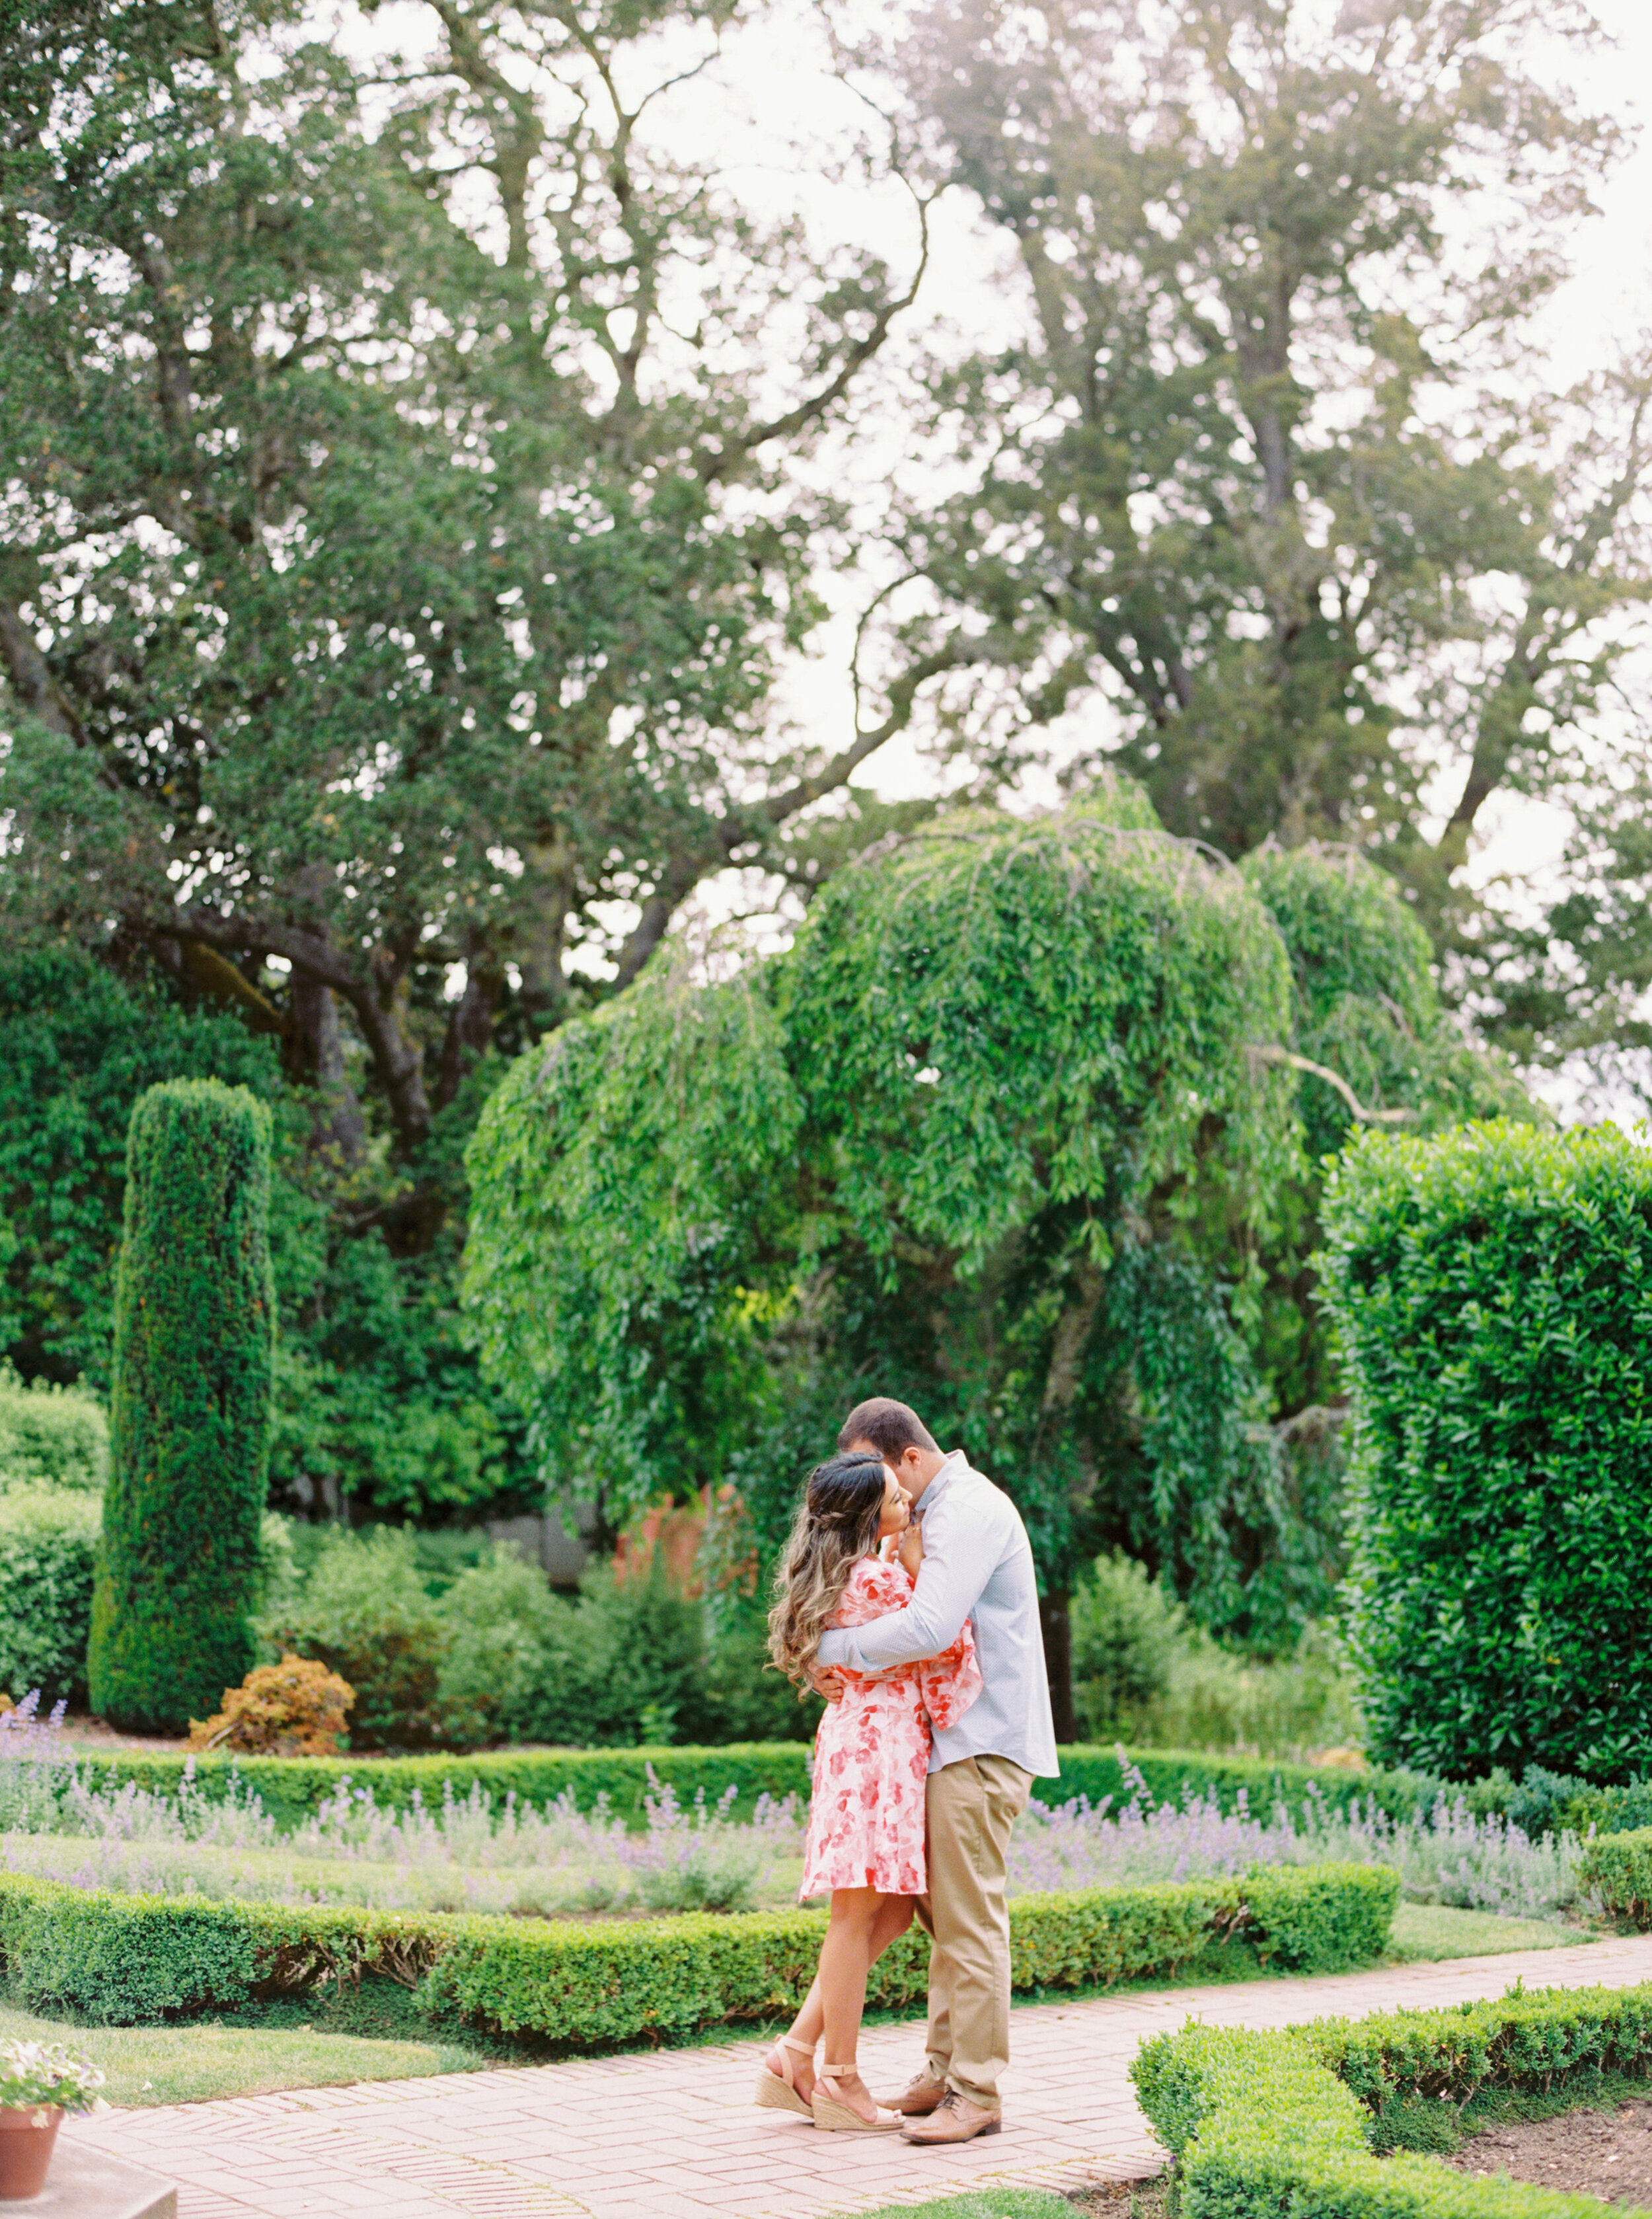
[0,2037,104,2113]
[188,1656,354,1757]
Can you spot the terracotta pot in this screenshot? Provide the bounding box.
[0,2105,62,2199]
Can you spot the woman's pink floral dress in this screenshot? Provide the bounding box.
[800,1555,983,1897]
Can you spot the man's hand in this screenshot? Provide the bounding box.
[810,1666,849,1704]
[897,1521,924,1580]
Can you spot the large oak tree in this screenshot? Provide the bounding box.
[0,0,947,1174]
[882,0,1652,943]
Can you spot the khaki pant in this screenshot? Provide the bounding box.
[915,1754,1033,2109]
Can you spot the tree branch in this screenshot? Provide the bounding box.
[0,593,89,747]
[1247,1043,1418,1123]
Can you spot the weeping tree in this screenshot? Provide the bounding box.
[465,783,1535,1727]
[469,782,1331,1726]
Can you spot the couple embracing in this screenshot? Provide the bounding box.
[755,1396,1058,2141]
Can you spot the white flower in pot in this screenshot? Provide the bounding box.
[0,2039,106,2201]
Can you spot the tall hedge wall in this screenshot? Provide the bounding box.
[89,1080,275,1731]
[1321,1120,1652,1782]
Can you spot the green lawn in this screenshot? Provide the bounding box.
[1386,1902,1586,1962]
[0,2000,484,2109]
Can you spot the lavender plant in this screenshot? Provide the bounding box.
[1008,1759,1579,1920]
[0,1706,1580,1924]
[0,1741,800,1916]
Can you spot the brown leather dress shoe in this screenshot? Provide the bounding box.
[879,2071,946,2117]
[900,2090,1003,2144]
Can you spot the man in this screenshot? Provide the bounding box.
[813,1395,1058,2144]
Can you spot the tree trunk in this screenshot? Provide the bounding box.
[434,945,503,1111]
[1035,1254,1104,1745]
[1040,1588,1076,1746]
[287,977,368,1166]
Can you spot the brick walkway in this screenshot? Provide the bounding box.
[66,1935,1652,2219]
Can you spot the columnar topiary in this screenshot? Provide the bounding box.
[89,1080,274,1730]
[1321,1120,1652,1782]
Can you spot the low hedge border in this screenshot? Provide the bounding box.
[1574,1827,1652,1928]
[1296,1983,1652,2108]
[0,1860,1397,2041]
[51,1742,1440,1832]
[1131,1983,1652,2219]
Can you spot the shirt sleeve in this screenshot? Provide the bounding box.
[815,1496,989,1670]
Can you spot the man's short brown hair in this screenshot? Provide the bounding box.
[838,1396,938,1460]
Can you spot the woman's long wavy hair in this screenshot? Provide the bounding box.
[767,1453,889,1692]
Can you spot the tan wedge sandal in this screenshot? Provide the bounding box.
[754,2033,815,2117]
[810,2065,903,2132]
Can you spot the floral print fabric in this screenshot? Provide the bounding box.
[800,1555,983,1897]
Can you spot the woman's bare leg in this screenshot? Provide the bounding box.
[765,1895,916,2101]
[816,1887,905,2121]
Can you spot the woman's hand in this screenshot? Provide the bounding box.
[897,1520,923,1579]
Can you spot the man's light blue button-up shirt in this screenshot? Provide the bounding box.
[815,1450,1060,1780]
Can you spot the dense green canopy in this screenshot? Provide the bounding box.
[466,782,1528,1709]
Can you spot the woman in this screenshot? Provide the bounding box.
[756,1450,981,2131]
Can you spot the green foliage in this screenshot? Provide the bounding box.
[1300,1983,1652,2112]
[0,1370,106,1490]
[520,1561,716,1750]
[469,797,1530,1673]
[467,790,1309,1639]
[432,1546,567,1749]
[264,1526,452,1752]
[0,948,534,1521]
[0,0,925,1188]
[1244,850,1527,1168]
[0,1488,100,1703]
[1321,1121,1652,1780]
[1132,2022,1369,2164]
[90,1082,275,1731]
[898,0,1643,950]
[1133,2011,1622,2219]
[1563,1780,1652,1839]
[1575,1828,1652,1927]
[426,1864,1384,2043]
[0,1862,1393,2039]
[0,951,280,1392]
[1070,1558,1362,1756]
[1242,1863,1398,1973]
[260,1519,802,1752]
[1242,849,1536,1422]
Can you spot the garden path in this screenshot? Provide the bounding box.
[67,1934,1652,2219]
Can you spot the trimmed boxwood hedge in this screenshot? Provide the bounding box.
[63,1741,1441,1832]
[1297,1983,1652,2109]
[1132,1984,1652,2219]
[0,1861,1397,2039]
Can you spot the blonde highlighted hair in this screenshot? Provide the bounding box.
[767,1453,887,1692]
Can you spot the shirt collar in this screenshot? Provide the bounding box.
[915,1448,965,1519]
